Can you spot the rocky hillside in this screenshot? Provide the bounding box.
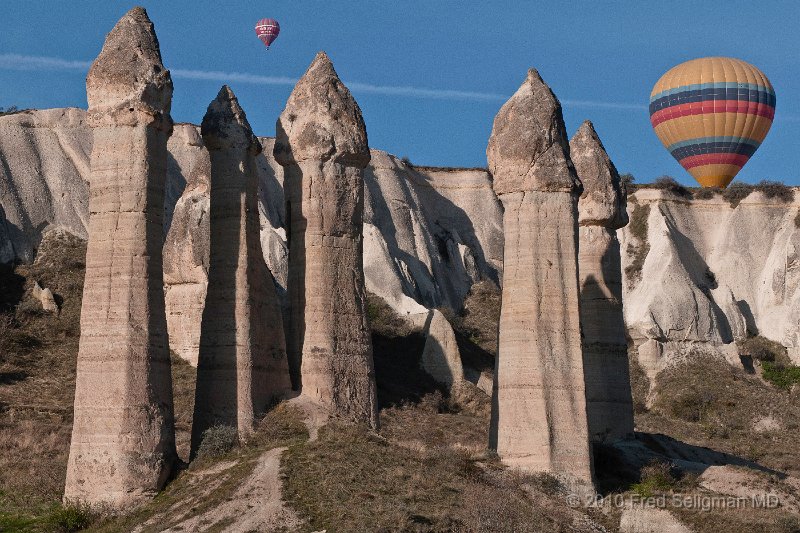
[3,231,800,532]
[4,110,800,530]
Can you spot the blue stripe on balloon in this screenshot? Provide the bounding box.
[666,136,761,151]
[649,87,776,115]
[669,141,760,161]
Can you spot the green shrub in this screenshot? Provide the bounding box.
[761,362,800,390]
[652,175,692,198]
[723,181,754,207]
[196,425,239,459]
[693,186,721,200]
[45,503,94,532]
[631,461,678,497]
[668,389,715,422]
[738,335,787,363]
[755,180,794,203]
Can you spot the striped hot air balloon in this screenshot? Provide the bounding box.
[649,57,776,188]
[255,18,280,49]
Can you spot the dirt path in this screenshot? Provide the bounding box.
[162,447,302,532]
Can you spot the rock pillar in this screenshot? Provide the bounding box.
[571,120,635,442]
[191,87,292,454]
[65,7,177,507]
[487,69,594,487]
[274,52,378,427]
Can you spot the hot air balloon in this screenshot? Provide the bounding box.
[255,18,280,49]
[649,57,775,188]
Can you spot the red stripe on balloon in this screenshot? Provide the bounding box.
[678,153,749,169]
[650,100,775,128]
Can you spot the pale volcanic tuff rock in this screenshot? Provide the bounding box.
[274,52,378,427]
[0,107,90,263]
[487,69,594,487]
[621,187,800,375]
[571,120,634,442]
[191,87,291,453]
[163,125,210,365]
[32,281,58,313]
[0,108,500,341]
[64,7,177,508]
[419,309,465,388]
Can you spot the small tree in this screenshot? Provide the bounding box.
[619,173,635,194]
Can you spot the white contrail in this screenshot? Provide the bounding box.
[0,53,91,71]
[0,53,644,109]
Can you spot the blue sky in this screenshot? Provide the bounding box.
[1,1,798,185]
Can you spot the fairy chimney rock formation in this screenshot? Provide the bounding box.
[274,52,378,428]
[65,7,177,507]
[487,69,594,487]
[571,120,635,442]
[191,87,292,454]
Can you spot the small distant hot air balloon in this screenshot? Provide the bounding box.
[649,57,776,188]
[255,18,280,50]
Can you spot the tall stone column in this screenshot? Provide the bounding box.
[571,121,635,442]
[274,52,378,428]
[191,87,292,454]
[65,7,176,507]
[487,69,594,487]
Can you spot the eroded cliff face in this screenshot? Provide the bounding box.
[620,188,800,370]
[5,107,800,377]
[0,109,499,368]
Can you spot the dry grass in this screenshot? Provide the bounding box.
[89,403,309,533]
[170,351,196,461]
[0,232,199,529]
[380,392,488,453]
[366,291,418,339]
[642,354,800,475]
[281,416,599,533]
[0,231,85,521]
[738,335,789,364]
[625,203,651,285]
[452,280,501,357]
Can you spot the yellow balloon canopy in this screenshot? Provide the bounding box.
[649,57,775,188]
